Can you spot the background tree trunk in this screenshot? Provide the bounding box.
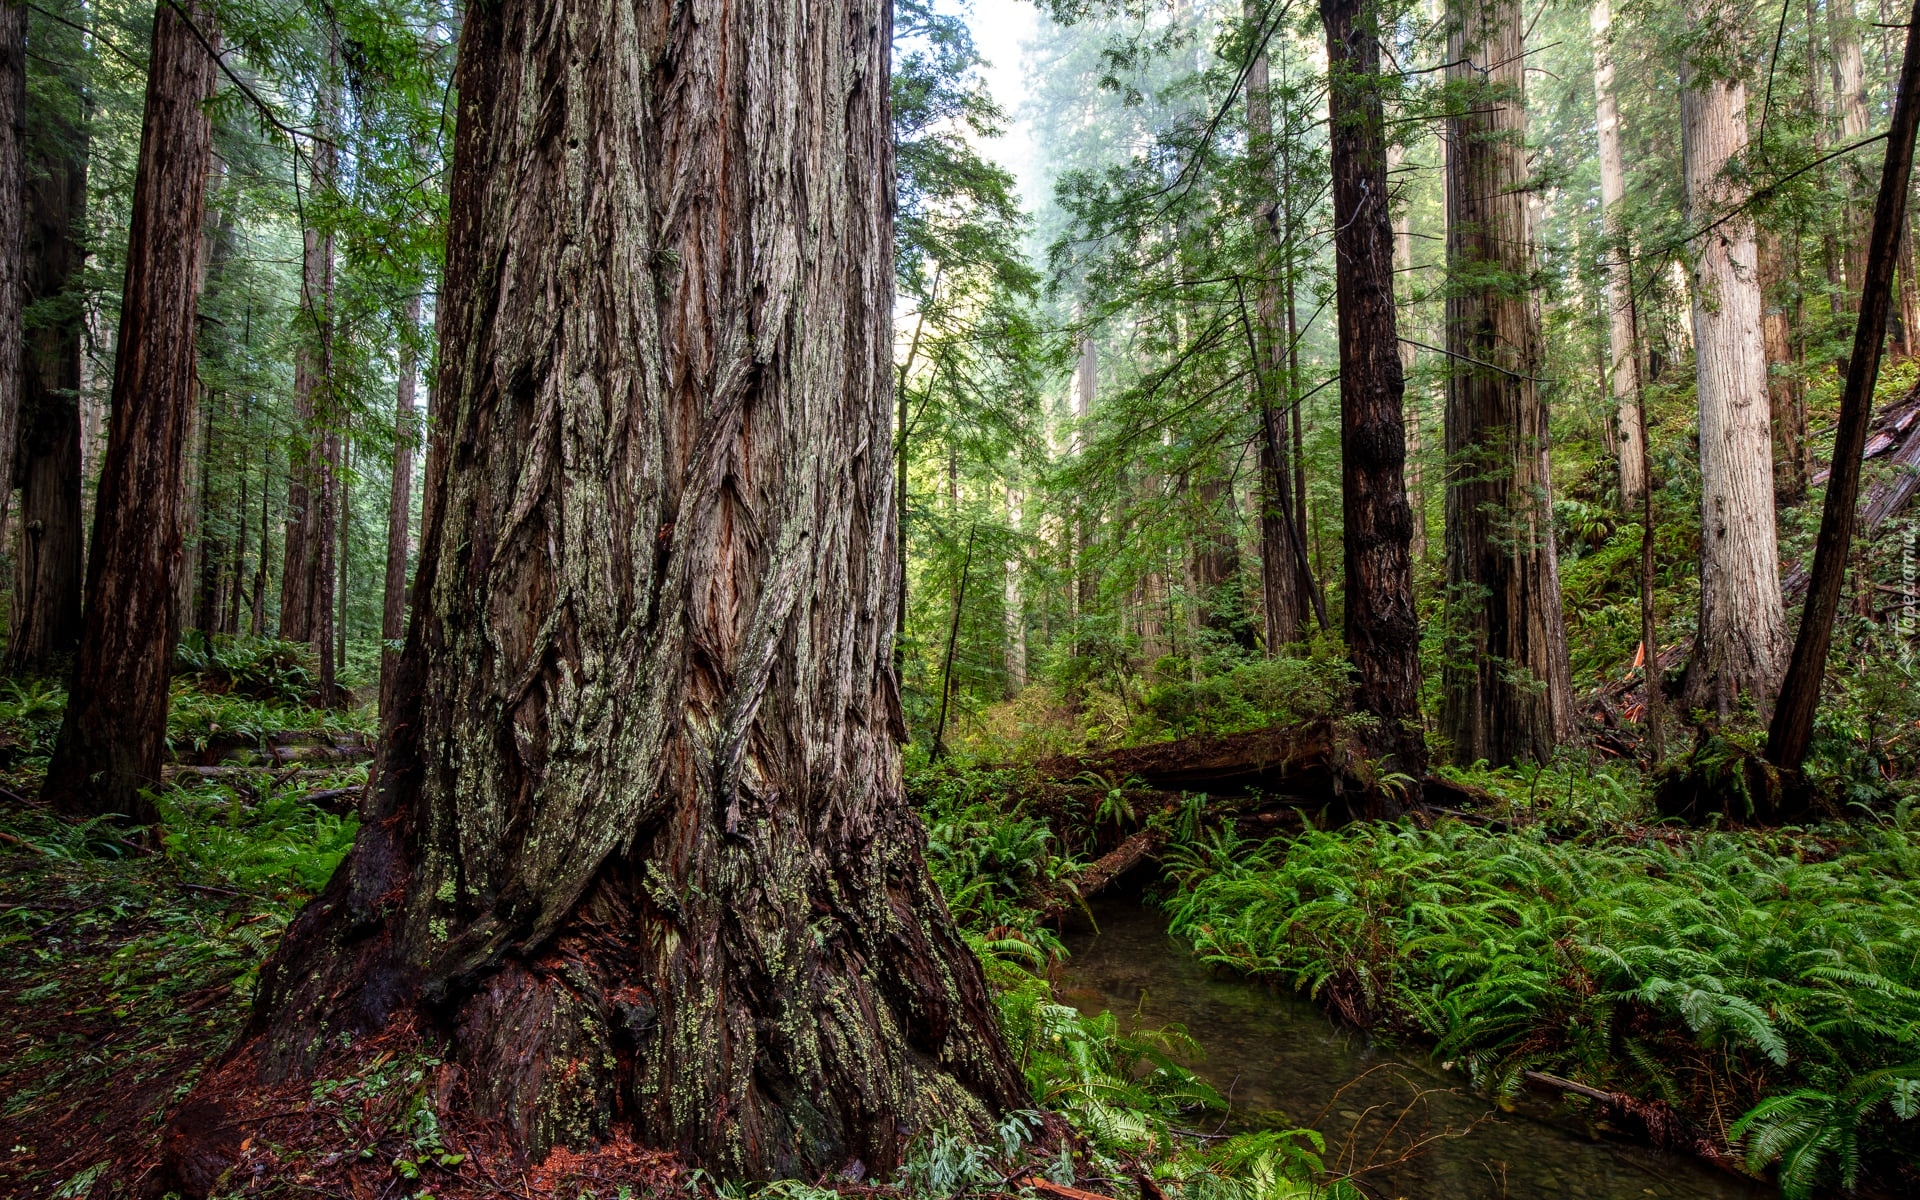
[7,19,86,675]
[1073,331,1096,622]
[1770,0,1920,772]
[0,0,28,541]
[1440,0,1574,767]
[280,71,338,678]
[1389,142,1428,564]
[1758,229,1810,506]
[40,0,217,821]
[1832,0,1872,311]
[1247,9,1311,648]
[1592,0,1648,510]
[1322,0,1425,805]
[173,0,1025,1180]
[380,293,422,714]
[1681,27,1790,716]
[1005,486,1026,694]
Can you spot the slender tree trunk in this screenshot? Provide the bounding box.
[176,380,205,637]
[227,401,249,636]
[0,0,28,542]
[1758,229,1810,506]
[331,425,347,683]
[1073,332,1096,621]
[281,72,338,670]
[167,0,1024,1182]
[1440,0,1574,766]
[193,391,221,637]
[249,453,270,637]
[1322,0,1426,806]
[1897,200,1920,356]
[7,17,86,674]
[1771,0,1920,772]
[1390,143,1428,563]
[1592,0,1648,509]
[1005,486,1026,695]
[40,0,217,822]
[1681,23,1790,717]
[1833,0,1872,310]
[381,294,422,713]
[1248,9,1311,647]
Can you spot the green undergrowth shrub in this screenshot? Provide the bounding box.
[0,677,68,774]
[167,681,374,756]
[1162,809,1920,1197]
[1140,638,1352,742]
[174,634,320,703]
[0,775,361,1169]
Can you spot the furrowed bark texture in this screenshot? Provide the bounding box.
[380,292,422,714]
[1440,0,1574,766]
[1321,0,1426,802]
[206,0,1026,1177]
[8,22,86,674]
[1681,45,1790,716]
[1591,0,1648,509]
[40,1,216,820]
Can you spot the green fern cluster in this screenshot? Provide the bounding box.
[911,761,1347,1199]
[1162,810,1920,1196]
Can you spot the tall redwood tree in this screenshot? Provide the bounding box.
[1439,0,1574,766]
[40,1,217,821]
[1322,0,1426,805]
[7,0,86,675]
[166,0,1024,1184]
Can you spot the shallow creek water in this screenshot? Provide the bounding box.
[1054,891,1774,1200]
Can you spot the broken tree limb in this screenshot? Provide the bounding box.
[1018,1177,1121,1200]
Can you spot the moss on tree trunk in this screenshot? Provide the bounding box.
[166,0,1026,1183]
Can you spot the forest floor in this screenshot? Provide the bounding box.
[5,654,1919,1200]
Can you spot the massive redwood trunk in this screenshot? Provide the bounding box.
[1322,0,1426,806]
[167,0,1024,1184]
[7,11,86,674]
[40,1,216,820]
[1439,0,1574,766]
[1681,18,1790,716]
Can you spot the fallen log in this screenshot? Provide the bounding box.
[1035,722,1338,797]
[172,730,374,768]
[162,765,352,789]
[1036,827,1165,923]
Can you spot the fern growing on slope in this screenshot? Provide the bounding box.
[1163,807,1920,1196]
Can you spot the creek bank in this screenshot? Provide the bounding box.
[1057,890,1774,1200]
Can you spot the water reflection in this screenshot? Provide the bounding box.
[1055,891,1774,1200]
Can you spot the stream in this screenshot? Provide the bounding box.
[1055,890,1775,1200]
